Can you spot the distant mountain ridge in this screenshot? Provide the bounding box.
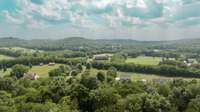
[0,37,200,50]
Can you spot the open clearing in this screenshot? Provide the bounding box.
[0,55,15,61]
[28,64,62,77]
[126,56,164,65]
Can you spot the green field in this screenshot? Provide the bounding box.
[0,69,11,77]
[125,56,164,65]
[0,64,62,77]
[28,64,62,77]
[90,69,198,81]
[0,55,15,61]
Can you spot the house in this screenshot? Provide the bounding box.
[93,54,113,61]
[94,55,109,60]
[40,63,44,66]
[24,73,39,80]
[153,49,160,53]
[115,75,131,81]
[48,62,55,66]
[138,79,147,84]
[184,58,198,66]
[187,59,198,64]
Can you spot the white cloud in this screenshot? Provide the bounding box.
[2,11,23,24]
[1,0,200,40]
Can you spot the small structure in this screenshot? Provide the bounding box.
[93,54,113,61]
[48,62,55,66]
[40,63,44,66]
[139,79,147,84]
[184,58,198,66]
[24,73,39,80]
[115,75,131,81]
[153,49,160,53]
[188,59,198,64]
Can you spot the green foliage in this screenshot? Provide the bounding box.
[186,95,200,112]
[11,64,29,78]
[111,54,126,63]
[96,71,105,82]
[0,91,16,112]
[107,66,117,78]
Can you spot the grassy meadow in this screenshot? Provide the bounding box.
[0,64,62,77]
[90,69,199,81]
[0,55,15,61]
[126,56,166,65]
[28,64,62,77]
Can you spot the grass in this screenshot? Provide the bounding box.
[126,56,165,65]
[0,64,62,78]
[0,69,11,77]
[28,64,62,77]
[90,69,199,81]
[0,55,15,61]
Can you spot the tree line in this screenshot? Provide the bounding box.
[92,62,200,78]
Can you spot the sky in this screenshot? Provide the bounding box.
[0,0,200,40]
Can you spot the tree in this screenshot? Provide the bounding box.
[186,96,200,112]
[125,93,171,112]
[89,87,120,112]
[28,63,32,69]
[76,63,83,72]
[69,84,90,111]
[86,63,92,69]
[80,76,98,90]
[3,66,7,72]
[10,64,29,78]
[0,91,16,112]
[107,67,117,78]
[97,71,105,82]
[48,69,62,77]
[111,54,126,63]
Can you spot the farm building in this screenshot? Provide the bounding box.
[24,73,39,80]
[115,75,131,81]
[184,58,198,66]
[93,54,113,61]
[48,62,56,66]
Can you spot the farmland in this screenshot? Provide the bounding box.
[126,56,173,65]
[0,55,15,61]
[90,69,198,81]
[0,64,62,77]
[28,64,62,77]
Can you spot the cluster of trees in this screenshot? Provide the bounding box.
[0,57,84,70]
[48,64,83,77]
[143,50,180,59]
[63,51,86,58]
[159,60,187,68]
[111,54,127,63]
[0,67,200,112]
[92,62,200,78]
[0,49,21,57]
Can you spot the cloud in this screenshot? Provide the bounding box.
[0,0,200,40]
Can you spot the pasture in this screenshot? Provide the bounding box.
[28,64,62,77]
[90,69,198,81]
[0,55,15,61]
[0,64,62,77]
[125,56,163,65]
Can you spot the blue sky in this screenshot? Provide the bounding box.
[0,0,200,40]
